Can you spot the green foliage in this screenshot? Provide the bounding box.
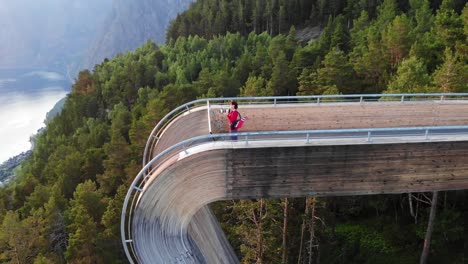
[298,47,354,95]
[435,3,465,49]
[65,180,105,263]
[381,14,414,69]
[410,0,434,34]
[33,254,54,264]
[350,25,389,93]
[464,4,468,37]
[65,203,100,263]
[0,1,466,262]
[433,48,468,92]
[20,184,51,216]
[229,199,283,263]
[0,210,47,264]
[241,75,271,96]
[100,185,127,262]
[334,223,396,254]
[268,51,297,95]
[167,0,319,41]
[385,56,433,93]
[42,188,68,259]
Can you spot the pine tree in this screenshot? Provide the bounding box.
[381,14,414,69]
[332,15,351,51]
[234,51,254,85]
[349,10,370,57]
[410,0,434,35]
[43,185,68,260]
[285,26,299,61]
[463,4,468,37]
[375,0,399,31]
[351,25,389,92]
[192,67,214,96]
[313,47,355,94]
[100,185,127,262]
[100,103,132,194]
[0,209,47,263]
[268,51,297,95]
[65,181,105,264]
[241,75,271,96]
[433,48,468,92]
[297,67,317,95]
[434,0,464,49]
[65,204,99,264]
[385,56,432,93]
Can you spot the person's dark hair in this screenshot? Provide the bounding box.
[230,101,238,109]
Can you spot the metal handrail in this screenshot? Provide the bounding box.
[123,125,468,263]
[142,93,468,166]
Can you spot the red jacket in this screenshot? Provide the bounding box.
[227,110,239,125]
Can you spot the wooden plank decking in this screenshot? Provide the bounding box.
[131,100,468,264]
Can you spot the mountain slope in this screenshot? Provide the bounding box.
[0,0,112,78]
[84,0,194,69]
[0,0,193,79]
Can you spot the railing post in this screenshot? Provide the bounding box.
[207,100,212,134]
[401,95,405,103]
[183,145,188,154]
[317,97,321,104]
[245,135,249,145]
[185,105,190,112]
[367,131,372,142]
[274,98,277,106]
[360,96,363,104]
[306,133,310,144]
[425,129,429,140]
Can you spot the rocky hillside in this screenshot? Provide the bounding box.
[0,151,31,185]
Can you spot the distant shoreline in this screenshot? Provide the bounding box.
[0,68,69,163]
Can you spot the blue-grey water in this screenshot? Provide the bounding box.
[0,69,70,163]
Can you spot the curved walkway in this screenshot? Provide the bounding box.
[123,94,468,263]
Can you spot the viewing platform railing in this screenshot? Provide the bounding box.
[143,93,468,166]
[124,124,468,263]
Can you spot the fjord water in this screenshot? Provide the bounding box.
[0,69,70,163]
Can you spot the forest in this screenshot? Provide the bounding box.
[0,0,467,263]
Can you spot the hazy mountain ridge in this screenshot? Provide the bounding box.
[84,0,194,69]
[0,0,194,78]
[0,0,113,79]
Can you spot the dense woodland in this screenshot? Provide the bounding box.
[0,0,467,263]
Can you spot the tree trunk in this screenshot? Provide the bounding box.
[297,197,309,264]
[297,219,306,264]
[443,192,447,210]
[415,194,420,224]
[420,191,438,264]
[282,198,289,263]
[257,199,265,264]
[269,12,273,35]
[308,197,316,264]
[14,246,20,264]
[409,193,415,218]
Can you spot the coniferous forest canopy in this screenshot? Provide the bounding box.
[0,0,467,263]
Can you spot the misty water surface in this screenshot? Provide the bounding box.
[0,69,70,163]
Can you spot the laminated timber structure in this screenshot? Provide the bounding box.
[122,94,468,263]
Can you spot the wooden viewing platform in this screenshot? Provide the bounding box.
[123,96,468,263]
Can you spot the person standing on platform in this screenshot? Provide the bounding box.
[227,101,239,140]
